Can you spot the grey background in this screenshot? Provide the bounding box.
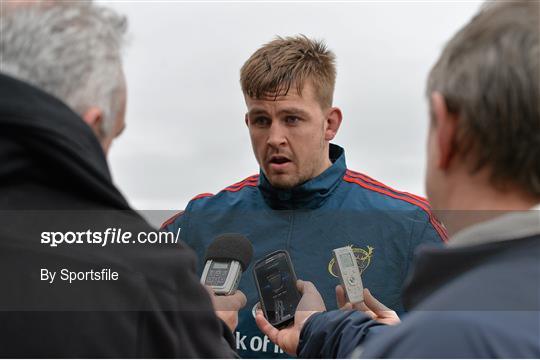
[99,1,483,214]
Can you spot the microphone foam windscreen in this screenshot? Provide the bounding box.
[204,233,253,271]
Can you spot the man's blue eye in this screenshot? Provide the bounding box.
[285,116,299,124]
[254,117,270,126]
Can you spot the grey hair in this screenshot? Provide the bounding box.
[0,1,127,136]
[426,0,540,196]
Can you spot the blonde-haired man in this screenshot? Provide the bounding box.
[163,35,446,358]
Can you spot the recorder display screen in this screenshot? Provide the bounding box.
[340,253,355,267]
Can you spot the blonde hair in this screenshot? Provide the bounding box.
[240,35,336,108]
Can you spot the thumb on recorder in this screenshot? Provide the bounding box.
[335,286,400,326]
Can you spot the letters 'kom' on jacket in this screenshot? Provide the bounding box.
[162,144,446,358]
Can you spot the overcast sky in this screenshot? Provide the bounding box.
[98,1,484,213]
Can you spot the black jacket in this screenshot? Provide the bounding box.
[0,73,235,358]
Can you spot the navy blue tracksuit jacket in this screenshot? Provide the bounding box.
[162,144,446,358]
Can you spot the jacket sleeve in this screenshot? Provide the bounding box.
[358,311,502,358]
[138,220,237,358]
[300,310,507,358]
[297,310,389,358]
[154,204,238,357]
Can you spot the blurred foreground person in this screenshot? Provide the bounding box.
[256,1,540,358]
[0,2,242,357]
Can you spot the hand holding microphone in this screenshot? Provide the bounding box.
[201,233,253,295]
[201,234,253,331]
[204,285,246,332]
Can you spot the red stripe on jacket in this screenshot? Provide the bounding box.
[160,210,185,229]
[224,174,259,192]
[161,175,259,229]
[346,170,430,207]
[343,172,448,242]
[191,192,214,201]
[224,181,258,192]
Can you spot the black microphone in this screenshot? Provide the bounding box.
[201,233,253,295]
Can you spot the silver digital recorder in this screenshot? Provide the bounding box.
[201,260,242,295]
[332,246,364,304]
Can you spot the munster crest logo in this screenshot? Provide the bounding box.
[328,245,374,277]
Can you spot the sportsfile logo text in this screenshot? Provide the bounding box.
[40,228,182,247]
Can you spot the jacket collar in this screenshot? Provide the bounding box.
[258,144,346,210]
[0,73,129,209]
[449,204,540,248]
[402,206,540,310]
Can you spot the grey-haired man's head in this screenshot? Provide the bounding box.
[424,1,540,208]
[1,1,128,154]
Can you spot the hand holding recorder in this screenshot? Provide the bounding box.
[205,286,246,332]
[255,279,325,356]
[255,282,399,355]
[335,286,400,325]
[254,246,399,355]
[201,234,253,331]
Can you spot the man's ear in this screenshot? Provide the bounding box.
[324,107,343,141]
[431,92,458,170]
[245,113,249,127]
[82,106,105,140]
